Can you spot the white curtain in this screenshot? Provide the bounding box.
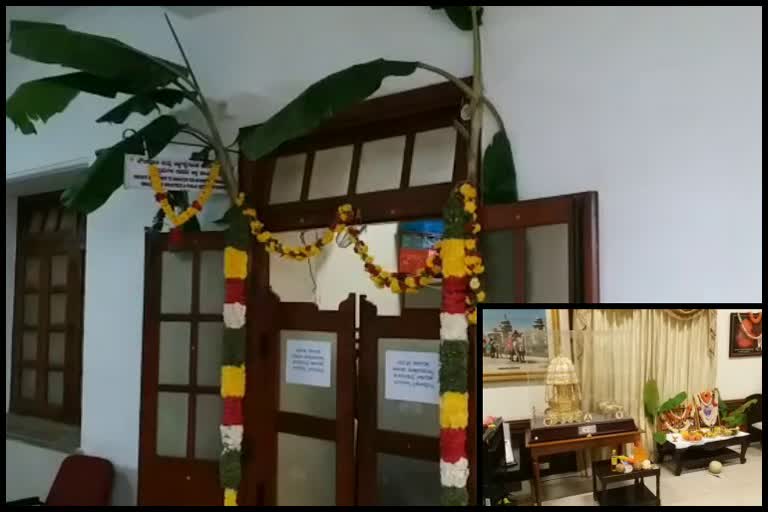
[573,309,717,453]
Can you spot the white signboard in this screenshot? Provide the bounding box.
[285,340,332,388]
[385,350,440,405]
[123,155,228,192]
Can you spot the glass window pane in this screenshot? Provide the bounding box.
[199,251,225,314]
[157,392,189,457]
[308,146,353,199]
[403,282,442,309]
[161,252,193,314]
[21,369,36,399]
[197,322,223,386]
[270,154,306,204]
[356,137,405,193]
[28,212,44,233]
[47,371,64,406]
[378,338,440,437]
[22,332,37,361]
[24,295,39,325]
[50,294,67,325]
[377,453,440,506]
[279,330,337,419]
[159,322,190,385]
[43,209,60,232]
[49,332,66,366]
[25,259,41,288]
[51,255,68,287]
[525,224,569,303]
[195,394,223,460]
[277,433,335,506]
[409,128,455,186]
[481,230,519,303]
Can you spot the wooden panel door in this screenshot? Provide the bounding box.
[139,233,227,505]
[479,192,600,303]
[357,297,477,505]
[248,295,357,506]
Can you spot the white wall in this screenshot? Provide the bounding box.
[5,5,762,505]
[483,382,545,422]
[716,309,762,400]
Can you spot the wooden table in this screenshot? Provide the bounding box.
[526,430,643,506]
[592,459,660,506]
[657,432,751,476]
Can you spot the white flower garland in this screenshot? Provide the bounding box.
[223,303,247,329]
[440,312,468,341]
[440,458,470,488]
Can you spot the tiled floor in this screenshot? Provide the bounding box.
[543,445,762,507]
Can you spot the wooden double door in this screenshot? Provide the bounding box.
[138,233,460,506]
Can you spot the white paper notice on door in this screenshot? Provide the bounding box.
[385,350,440,405]
[285,340,332,388]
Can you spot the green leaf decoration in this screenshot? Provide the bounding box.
[653,431,668,445]
[482,131,518,204]
[7,72,144,134]
[62,115,182,213]
[430,6,484,31]
[715,389,728,417]
[9,20,187,91]
[239,59,417,161]
[96,89,187,124]
[726,398,757,420]
[658,392,688,414]
[643,380,660,418]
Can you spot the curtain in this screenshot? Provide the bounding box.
[573,309,717,453]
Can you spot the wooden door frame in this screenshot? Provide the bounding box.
[253,296,357,506]
[138,232,226,506]
[479,191,600,303]
[357,297,477,504]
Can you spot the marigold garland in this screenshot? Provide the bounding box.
[220,210,249,507]
[437,182,482,506]
[149,163,220,227]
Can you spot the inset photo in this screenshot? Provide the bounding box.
[480,306,762,507]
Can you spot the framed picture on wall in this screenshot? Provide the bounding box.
[481,308,570,382]
[729,312,762,358]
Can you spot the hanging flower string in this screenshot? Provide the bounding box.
[149,163,220,226]
[219,203,250,507]
[437,182,479,506]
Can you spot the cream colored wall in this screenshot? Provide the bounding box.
[483,382,546,422]
[715,308,762,400]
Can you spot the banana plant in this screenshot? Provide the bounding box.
[643,380,688,444]
[6,6,517,217]
[715,389,757,429]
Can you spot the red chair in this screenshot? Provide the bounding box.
[7,454,114,506]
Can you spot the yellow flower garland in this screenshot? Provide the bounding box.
[149,163,220,227]
[439,392,469,429]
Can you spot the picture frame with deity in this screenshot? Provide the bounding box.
[480,308,570,382]
[729,312,763,358]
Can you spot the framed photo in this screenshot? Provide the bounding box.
[729,312,762,358]
[481,308,570,382]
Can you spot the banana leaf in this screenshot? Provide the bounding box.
[9,20,187,91]
[482,131,518,204]
[643,380,660,419]
[653,432,668,445]
[7,72,145,134]
[430,6,484,31]
[239,59,417,161]
[658,392,687,414]
[62,115,183,213]
[96,89,188,124]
